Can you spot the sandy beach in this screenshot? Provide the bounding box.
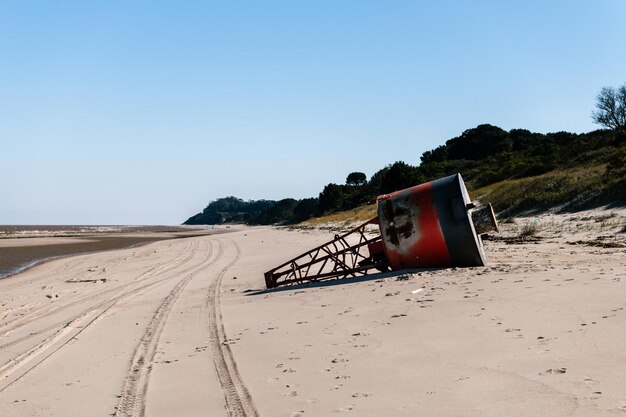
[1,210,625,416]
[0,225,220,279]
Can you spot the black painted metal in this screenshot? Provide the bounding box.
[432,174,487,266]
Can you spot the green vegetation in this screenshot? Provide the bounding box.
[316,125,625,218]
[302,204,377,226]
[185,84,626,225]
[184,196,319,226]
[184,125,626,225]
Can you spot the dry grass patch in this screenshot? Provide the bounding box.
[303,204,377,226]
[471,165,607,215]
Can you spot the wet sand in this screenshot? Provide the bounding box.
[0,226,226,279]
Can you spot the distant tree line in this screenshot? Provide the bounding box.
[183,196,320,226]
[313,124,622,216]
[184,124,623,225]
[184,84,626,225]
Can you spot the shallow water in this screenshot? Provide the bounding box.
[0,225,209,279]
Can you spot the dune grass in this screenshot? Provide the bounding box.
[303,204,377,226]
[470,164,609,215]
[303,163,621,226]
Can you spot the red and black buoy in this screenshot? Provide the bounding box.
[264,173,498,289]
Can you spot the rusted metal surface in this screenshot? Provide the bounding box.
[377,173,489,269]
[264,173,498,289]
[264,218,386,288]
[377,180,451,270]
[471,203,499,235]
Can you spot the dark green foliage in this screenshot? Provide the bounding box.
[184,196,275,225]
[379,161,426,194]
[250,199,298,225]
[314,124,624,216]
[346,172,367,186]
[420,145,447,164]
[604,145,626,204]
[185,122,626,225]
[318,183,346,215]
[363,166,389,197]
[184,211,222,225]
[445,124,510,160]
[317,161,425,216]
[292,198,320,223]
[606,145,626,174]
[184,196,320,225]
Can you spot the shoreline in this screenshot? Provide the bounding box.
[0,227,229,281]
[0,210,625,415]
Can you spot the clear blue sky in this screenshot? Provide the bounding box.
[1,1,625,225]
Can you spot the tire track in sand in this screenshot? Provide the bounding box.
[0,241,195,338]
[114,239,220,417]
[0,239,208,393]
[207,240,259,417]
[0,246,193,352]
[0,241,197,353]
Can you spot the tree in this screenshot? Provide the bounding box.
[445,124,510,160]
[592,84,626,135]
[346,172,367,186]
[380,161,425,194]
[252,199,298,225]
[292,198,319,222]
[420,144,447,164]
[318,183,345,214]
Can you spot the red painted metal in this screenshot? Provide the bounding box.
[264,173,498,289]
[377,180,451,270]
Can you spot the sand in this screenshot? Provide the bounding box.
[0,209,625,416]
[0,228,222,279]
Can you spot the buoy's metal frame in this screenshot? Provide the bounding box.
[264,174,498,289]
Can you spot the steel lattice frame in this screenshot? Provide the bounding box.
[264,217,387,288]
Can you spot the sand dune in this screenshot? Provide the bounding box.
[0,210,625,416]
